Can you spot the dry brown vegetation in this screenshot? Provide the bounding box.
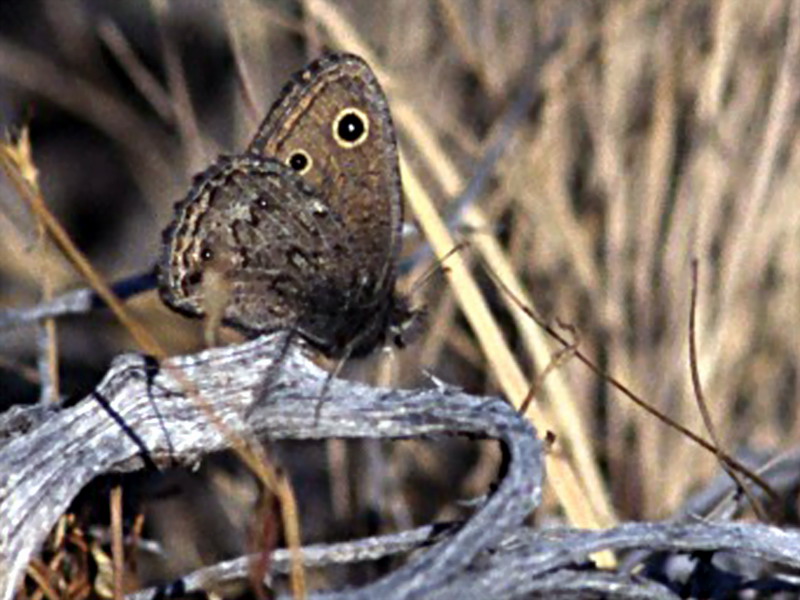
[1,0,799,598]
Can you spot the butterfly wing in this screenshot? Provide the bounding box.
[247,53,403,303]
[158,155,358,346]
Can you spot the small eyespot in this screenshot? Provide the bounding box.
[287,150,312,175]
[200,247,214,262]
[255,197,269,210]
[332,108,369,148]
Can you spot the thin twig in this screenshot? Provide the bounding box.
[519,327,579,417]
[689,260,769,520]
[110,485,124,600]
[0,144,164,357]
[221,0,264,128]
[97,19,175,125]
[482,258,777,500]
[149,0,208,173]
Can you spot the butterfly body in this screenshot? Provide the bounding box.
[158,54,417,357]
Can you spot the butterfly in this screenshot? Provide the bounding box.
[158,53,419,358]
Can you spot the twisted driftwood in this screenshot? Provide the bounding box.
[0,333,541,599]
[2,334,800,599]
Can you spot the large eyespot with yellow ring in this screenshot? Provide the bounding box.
[332,107,369,148]
[287,149,313,176]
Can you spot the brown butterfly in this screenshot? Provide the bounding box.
[158,53,419,357]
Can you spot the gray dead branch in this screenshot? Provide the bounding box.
[2,334,800,599]
[0,332,540,600]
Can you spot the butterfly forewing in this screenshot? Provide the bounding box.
[248,53,403,300]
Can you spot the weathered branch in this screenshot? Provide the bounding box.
[0,272,156,333]
[4,333,800,599]
[0,333,543,600]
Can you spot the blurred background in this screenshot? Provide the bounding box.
[1,0,799,596]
